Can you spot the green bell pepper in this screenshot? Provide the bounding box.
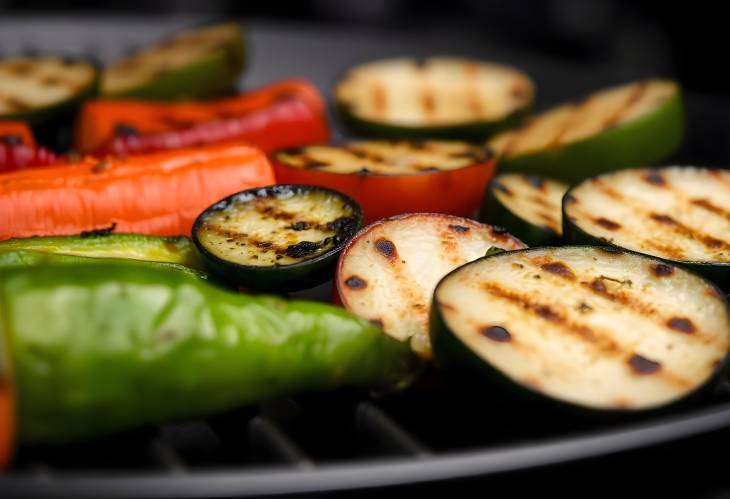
[0,260,416,444]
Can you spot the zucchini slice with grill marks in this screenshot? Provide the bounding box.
[273,140,495,223]
[431,246,730,412]
[101,22,245,100]
[480,173,568,246]
[193,185,362,291]
[336,213,526,359]
[489,79,684,182]
[0,56,98,125]
[563,166,730,291]
[334,57,534,139]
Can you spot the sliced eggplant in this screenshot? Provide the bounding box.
[431,246,730,412]
[489,80,684,182]
[563,166,730,291]
[275,140,491,175]
[480,173,568,246]
[336,213,526,359]
[101,22,246,100]
[193,185,362,291]
[334,57,534,139]
[0,56,98,125]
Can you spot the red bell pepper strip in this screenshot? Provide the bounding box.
[74,79,330,155]
[0,121,35,147]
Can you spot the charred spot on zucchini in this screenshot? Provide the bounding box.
[334,57,534,139]
[336,213,526,359]
[194,185,362,292]
[0,56,98,124]
[488,80,684,182]
[275,140,490,176]
[480,173,567,246]
[563,167,730,291]
[431,246,730,412]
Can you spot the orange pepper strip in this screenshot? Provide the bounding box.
[0,121,35,147]
[0,143,275,240]
[74,79,329,155]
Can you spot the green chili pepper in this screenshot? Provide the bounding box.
[0,260,416,444]
[0,233,205,271]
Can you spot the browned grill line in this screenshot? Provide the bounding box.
[691,198,730,223]
[372,81,387,116]
[576,180,725,258]
[479,280,692,388]
[602,81,648,128]
[520,255,723,348]
[421,85,436,119]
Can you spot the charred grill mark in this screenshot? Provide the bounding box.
[650,263,675,277]
[650,212,730,251]
[595,217,621,230]
[591,180,624,201]
[202,223,332,260]
[290,221,310,231]
[644,171,667,187]
[511,82,531,102]
[345,146,385,163]
[691,198,730,222]
[481,325,512,342]
[374,238,398,260]
[564,193,578,205]
[438,301,456,312]
[372,81,387,116]
[540,261,576,280]
[80,222,117,238]
[285,240,327,258]
[667,317,696,334]
[369,318,384,329]
[421,85,436,117]
[254,204,295,221]
[589,277,606,293]
[628,354,661,375]
[603,81,648,128]
[526,175,545,189]
[449,224,470,233]
[493,181,513,196]
[650,213,677,225]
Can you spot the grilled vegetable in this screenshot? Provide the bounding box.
[0,143,274,240]
[334,57,534,139]
[76,79,328,155]
[0,121,35,146]
[480,173,568,246]
[563,167,730,291]
[336,213,526,359]
[194,185,362,291]
[0,260,416,451]
[0,56,98,125]
[273,140,495,222]
[431,246,730,413]
[101,22,245,100]
[0,233,205,271]
[489,80,684,182]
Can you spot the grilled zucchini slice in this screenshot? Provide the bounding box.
[563,167,730,290]
[334,57,534,139]
[193,185,362,291]
[480,173,568,246]
[101,22,246,100]
[489,80,684,182]
[336,213,526,359]
[431,246,730,412]
[0,56,98,125]
[273,140,496,222]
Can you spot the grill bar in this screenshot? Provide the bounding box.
[355,401,431,458]
[247,416,315,468]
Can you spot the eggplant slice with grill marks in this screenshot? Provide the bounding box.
[563,167,730,291]
[489,79,684,182]
[336,213,526,359]
[431,246,730,412]
[480,173,568,246]
[193,185,362,291]
[334,57,534,139]
[0,56,98,125]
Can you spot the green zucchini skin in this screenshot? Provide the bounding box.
[430,246,730,420]
[336,101,532,141]
[497,89,685,183]
[102,24,246,100]
[479,177,562,247]
[0,261,416,443]
[561,180,730,293]
[193,185,364,293]
[0,233,205,271]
